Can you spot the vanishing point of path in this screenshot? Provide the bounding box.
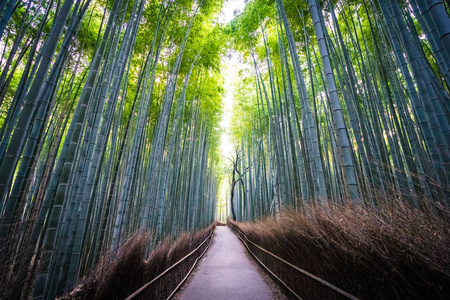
[176,226,286,300]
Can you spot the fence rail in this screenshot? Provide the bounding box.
[228,221,360,300]
[125,227,215,300]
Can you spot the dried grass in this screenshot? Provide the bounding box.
[61,223,215,300]
[229,201,450,299]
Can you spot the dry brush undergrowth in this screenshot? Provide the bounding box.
[229,201,450,300]
[61,223,216,300]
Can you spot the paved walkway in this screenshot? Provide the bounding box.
[176,226,285,300]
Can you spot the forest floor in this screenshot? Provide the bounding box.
[174,226,286,300]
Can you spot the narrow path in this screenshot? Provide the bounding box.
[176,226,285,300]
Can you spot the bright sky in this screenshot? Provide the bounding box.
[218,0,246,24]
[216,0,246,221]
[217,0,247,160]
[219,54,238,159]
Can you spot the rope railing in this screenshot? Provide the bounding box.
[125,227,215,300]
[228,221,360,300]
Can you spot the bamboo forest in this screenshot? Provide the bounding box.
[0,0,449,299]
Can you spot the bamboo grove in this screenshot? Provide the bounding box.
[227,0,450,221]
[0,0,449,299]
[0,0,224,298]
